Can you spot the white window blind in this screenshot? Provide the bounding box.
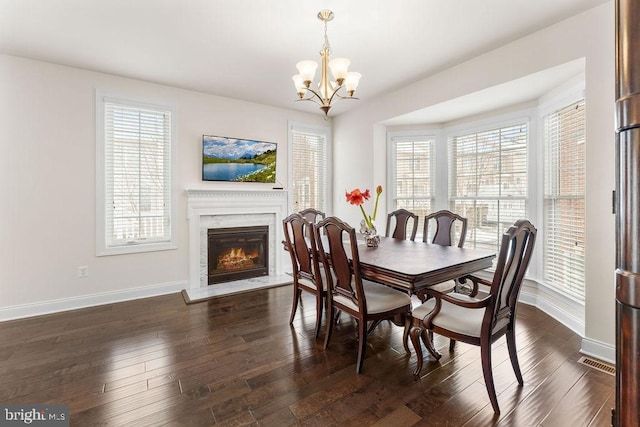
[290,125,328,213]
[543,99,586,299]
[390,136,434,232]
[102,100,172,251]
[449,123,528,254]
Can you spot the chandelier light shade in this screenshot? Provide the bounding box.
[292,10,361,116]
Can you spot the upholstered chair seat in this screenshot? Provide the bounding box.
[412,292,509,338]
[333,280,411,315]
[296,270,325,291]
[427,280,458,294]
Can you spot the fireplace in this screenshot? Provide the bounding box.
[185,188,289,303]
[207,226,269,284]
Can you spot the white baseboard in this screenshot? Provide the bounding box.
[520,290,585,337]
[581,337,616,365]
[519,280,615,364]
[0,281,187,322]
[519,280,585,337]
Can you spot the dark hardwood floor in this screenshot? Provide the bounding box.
[0,285,614,426]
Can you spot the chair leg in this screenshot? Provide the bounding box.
[449,338,456,352]
[314,293,323,338]
[323,306,336,350]
[289,287,301,325]
[333,309,341,325]
[355,317,367,373]
[366,319,382,335]
[480,339,500,414]
[410,326,425,376]
[402,315,411,354]
[506,327,523,385]
[421,329,441,360]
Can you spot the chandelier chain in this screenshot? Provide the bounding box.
[322,19,331,56]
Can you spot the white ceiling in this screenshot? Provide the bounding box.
[382,59,586,126]
[0,0,607,120]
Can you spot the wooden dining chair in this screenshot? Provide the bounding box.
[385,209,418,241]
[423,209,467,247]
[298,208,326,224]
[316,216,412,373]
[299,208,326,237]
[409,219,537,414]
[423,210,468,294]
[282,213,326,338]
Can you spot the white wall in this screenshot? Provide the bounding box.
[332,2,616,360]
[0,54,326,318]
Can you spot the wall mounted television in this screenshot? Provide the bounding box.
[202,135,277,183]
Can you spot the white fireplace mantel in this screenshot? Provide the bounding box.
[184,188,290,302]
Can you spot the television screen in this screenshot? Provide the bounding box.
[202,135,277,183]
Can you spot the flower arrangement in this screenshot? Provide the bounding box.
[345,185,382,230]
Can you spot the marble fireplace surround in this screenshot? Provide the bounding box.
[184,188,291,303]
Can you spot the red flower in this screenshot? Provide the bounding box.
[346,186,382,229]
[345,188,371,206]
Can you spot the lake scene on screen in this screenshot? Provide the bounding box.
[202,136,277,183]
[203,163,267,181]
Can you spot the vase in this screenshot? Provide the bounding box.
[360,220,380,248]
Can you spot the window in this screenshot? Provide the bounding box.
[389,135,434,231]
[449,123,528,253]
[96,95,175,255]
[543,99,586,299]
[289,123,330,213]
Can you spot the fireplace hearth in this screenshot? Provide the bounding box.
[207,226,269,284]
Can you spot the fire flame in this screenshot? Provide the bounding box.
[216,247,259,272]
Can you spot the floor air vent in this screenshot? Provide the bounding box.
[578,356,615,376]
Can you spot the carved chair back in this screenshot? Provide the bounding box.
[484,219,537,334]
[423,210,468,247]
[385,209,418,241]
[315,216,367,314]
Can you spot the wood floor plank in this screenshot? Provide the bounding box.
[0,288,614,426]
[371,404,421,426]
[539,369,615,426]
[142,406,216,427]
[496,359,591,426]
[462,333,584,426]
[289,374,363,419]
[589,390,615,427]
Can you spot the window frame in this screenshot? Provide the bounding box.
[539,89,586,300]
[287,121,332,215]
[447,117,530,254]
[95,91,177,256]
[387,131,437,236]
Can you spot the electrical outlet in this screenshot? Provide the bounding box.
[77,266,89,278]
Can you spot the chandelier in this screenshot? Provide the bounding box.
[292,10,361,117]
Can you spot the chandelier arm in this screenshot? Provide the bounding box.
[296,89,325,107]
[326,85,345,105]
[330,91,359,101]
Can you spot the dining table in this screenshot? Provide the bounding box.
[345,236,496,298]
